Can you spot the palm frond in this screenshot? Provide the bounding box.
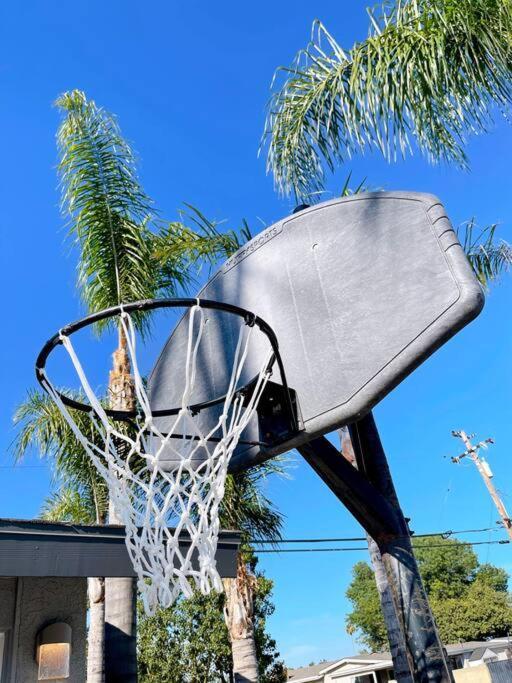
[459,220,512,288]
[340,171,367,197]
[12,388,109,523]
[56,90,160,332]
[219,458,289,544]
[264,0,512,198]
[40,485,100,525]
[152,205,252,288]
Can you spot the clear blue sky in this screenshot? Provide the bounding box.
[1,0,511,669]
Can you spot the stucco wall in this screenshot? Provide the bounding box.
[9,577,87,683]
[453,664,491,683]
[0,579,16,633]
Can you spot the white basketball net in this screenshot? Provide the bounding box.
[39,304,273,614]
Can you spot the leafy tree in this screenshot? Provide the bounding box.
[137,563,286,683]
[430,582,512,643]
[413,536,478,600]
[473,563,509,592]
[346,562,388,652]
[346,536,512,651]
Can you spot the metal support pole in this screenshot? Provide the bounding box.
[349,414,453,683]
[298,414,453,682]
[340,427,412,683]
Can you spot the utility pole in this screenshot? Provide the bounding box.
[451,430,512,541]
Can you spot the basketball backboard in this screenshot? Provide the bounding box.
[147,192,484,471]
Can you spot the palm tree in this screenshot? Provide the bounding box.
[13,89,250,682]
[264,0,512,201]
[220,462,284,683]
[53,89,166,682]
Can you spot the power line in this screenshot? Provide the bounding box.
[255,539,510,554]
[251,526,503,545]
[0,465,47,469]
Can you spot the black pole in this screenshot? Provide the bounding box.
[339,427,412,682]
[349,413,454,683]
[297,416,454,683]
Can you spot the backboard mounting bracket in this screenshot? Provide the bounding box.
[239,378,303,449]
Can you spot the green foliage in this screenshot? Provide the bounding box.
[412,536,478,599]
[56,90,161,331]
[458,220,512,288]
[431,582,512,643]
[55,91,251,333]
[152,205,252,290]
[473,563,510,593]
[220,460,285,545]
[346,536,512,651]
[40,485,100,525]
[345,562,388,652]
[265,0,512,199]
[137,590,231,683]
[137,569,286,683]
[12,389,109,524]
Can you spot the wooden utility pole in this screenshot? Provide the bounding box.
[451,430,512,541]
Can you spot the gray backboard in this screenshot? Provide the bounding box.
[148,192,484,471]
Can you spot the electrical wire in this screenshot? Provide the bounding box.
[255,539,510,554]
[0,465,47,469]
[251,526,503,544]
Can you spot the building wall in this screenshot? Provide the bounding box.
[9,577,87,683]
[0,579,17,683]
[453,664,491,683]
[0,579,16,632]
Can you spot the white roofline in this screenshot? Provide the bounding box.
[288,656,391,682]
[331,661,393,678]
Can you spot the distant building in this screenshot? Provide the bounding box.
[287,639,512,683]
[0,518,240,681]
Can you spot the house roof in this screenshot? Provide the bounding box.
[287,639,512,682]
[287,653,390,681]
[0,518,240,578]
[287,661,338,681]
[468,647,489,662]
[468,644,510,662]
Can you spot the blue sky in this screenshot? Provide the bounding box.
[1,0,512,670]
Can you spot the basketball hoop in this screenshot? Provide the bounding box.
[35,298,291,614]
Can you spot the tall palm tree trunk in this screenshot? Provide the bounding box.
[224,556,259,682]
[105,328,138,682]
[88,577,106,682]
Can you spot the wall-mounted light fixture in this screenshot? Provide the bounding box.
[35,623,71,681]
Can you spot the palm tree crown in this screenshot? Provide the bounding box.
[56,90,160,332]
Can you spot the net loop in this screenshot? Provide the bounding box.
[41,302,273,614]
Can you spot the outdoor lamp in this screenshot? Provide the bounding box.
[35,623,72,680]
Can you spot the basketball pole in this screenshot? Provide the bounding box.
[339,427,412,683]
[297,413,454,683]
